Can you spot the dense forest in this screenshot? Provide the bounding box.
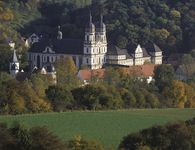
[1,0,195,55]
[0,0,195,114]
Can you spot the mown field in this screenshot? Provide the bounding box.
[0,109,195,148]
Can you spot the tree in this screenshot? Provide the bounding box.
[30,74,48,98]
[181,54,195,80]
[10,122,31,150]
[119,121,194,150]
[154,65,176,92]
[104,67,121,87]
[0,123,16,150]
[152,28,170,41]
[72,84,105,110]
[68,135,104,150]
[55,56,79,89]
[119,88,136,108]
[17,81,51,113]
[145,93,159,108]
[171,80,186,108]
[134,90,145,108]
[30,126,66,150]
[116,35,128,48]
[185,83,195,108]
[8,91,25,114]
[46,85,74,111]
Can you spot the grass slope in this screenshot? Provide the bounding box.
[0,109,195,148]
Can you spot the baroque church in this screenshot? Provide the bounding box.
[27,14,163,72]
[10,14,163,79]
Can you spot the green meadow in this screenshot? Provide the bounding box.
[0,109,195,148]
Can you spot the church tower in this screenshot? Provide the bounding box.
[83,12,96,69]
[95,15,107,67]
[96,15,107,43]
[83,13,107,69]
[10,49,20,77]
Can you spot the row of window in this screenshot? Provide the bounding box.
[86,57,106,64]
[32,55,56,63]
[85,35,106,42]
[85,47,107,54]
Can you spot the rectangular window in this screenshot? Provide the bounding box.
[86,48,88,53]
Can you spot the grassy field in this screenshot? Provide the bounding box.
[0,109,195,148]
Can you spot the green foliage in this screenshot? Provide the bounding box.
[30,126,66,150]
[119,118,195,150]
[46,85,74,111]
[0,122,67,150]
[68,135,104,150]
[154,64,176,92]
[0,109,195,148]
[0,73,52,114]
[55,57,80,89]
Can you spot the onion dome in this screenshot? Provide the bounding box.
[100,15,106,32]
[85,12,95,33]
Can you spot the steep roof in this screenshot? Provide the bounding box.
[13,50,18,62]
[107,45,132,59]
[78,69,105,81]
[142,48,151,57]
[29,38,83,55]
[145,43,162,52]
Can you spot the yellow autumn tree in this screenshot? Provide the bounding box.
[55,56,80,89]
[185,83,195,108]
[172,80,186,108]
[8,91,25,114]
[0,1,14,22]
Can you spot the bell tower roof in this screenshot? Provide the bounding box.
[96,14,106,32]
[13,50,18,62]
[85,12,95,33]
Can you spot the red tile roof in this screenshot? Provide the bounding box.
[78,64,157,81]
[78,69,105,80]
[119,64,156,77]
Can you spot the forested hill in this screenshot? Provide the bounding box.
[0,0,195,61]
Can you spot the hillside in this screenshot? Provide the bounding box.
[0,0,195,72]
[0,109,195,148]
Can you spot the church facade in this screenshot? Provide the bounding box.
[28,14,163,72]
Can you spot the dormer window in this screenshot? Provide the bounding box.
[43,46,55,54]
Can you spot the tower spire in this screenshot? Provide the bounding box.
[85,11,95,33]
[10,48,20,77]
[100,14,103,24]
[57,25,63,40]
[89,11,92,24]
[13,49,18,62]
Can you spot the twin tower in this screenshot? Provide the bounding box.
[83,13,107,69]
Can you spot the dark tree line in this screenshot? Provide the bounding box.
[16,0,195,54]
[119,118,195,150]
[0,122,104,150]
